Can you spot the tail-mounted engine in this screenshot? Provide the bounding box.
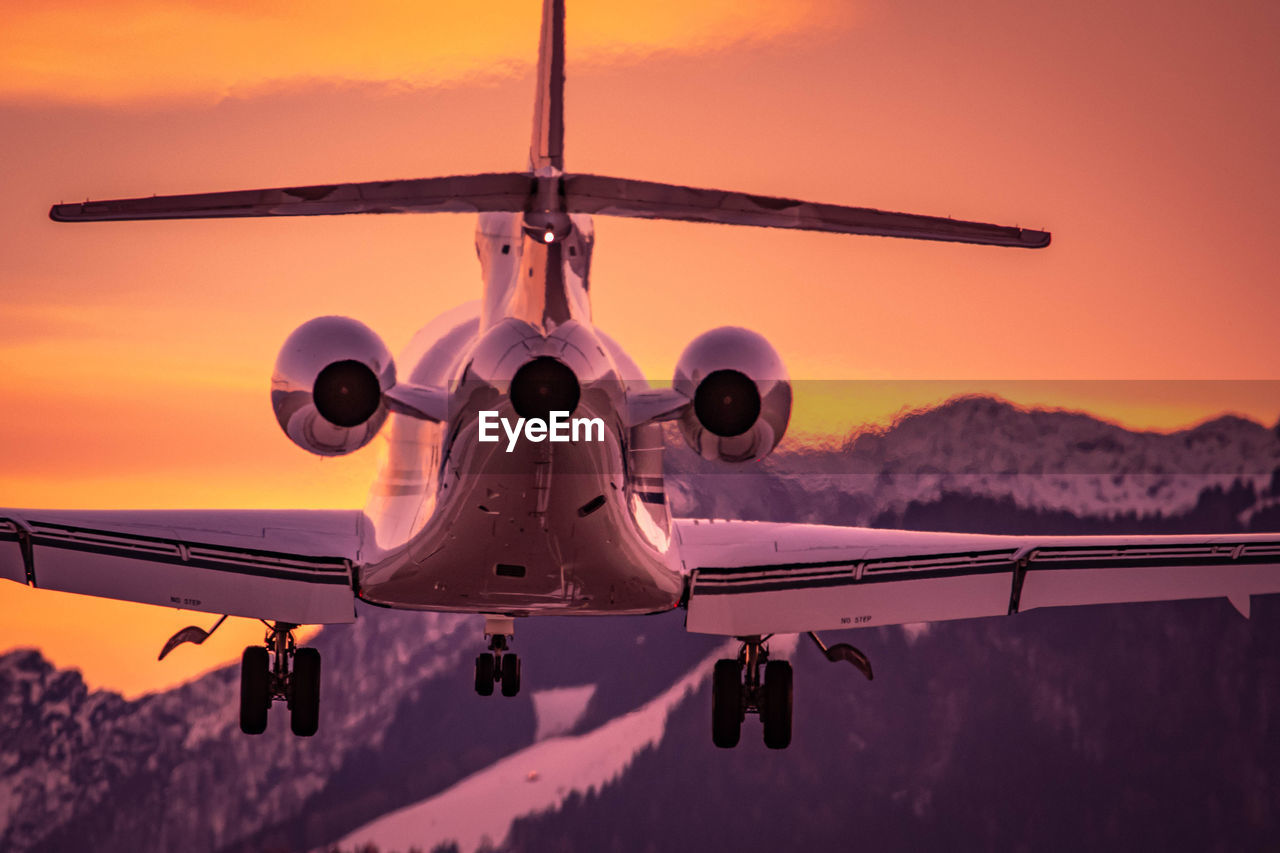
[271,316,395,456]
[674,327,791,463]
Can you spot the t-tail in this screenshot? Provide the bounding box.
[529,0,565,175]
[49,0,1050,250]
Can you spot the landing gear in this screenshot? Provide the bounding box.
[711,636,793,750]
[707,632,873,749]
[500,649,522,697]
[760,659,793,750]
[474,652,495,696]
[474,615,521,698]
[238,621,322,737]
[711,659,743,748]
[291,647,322,737]
[239,646,270,735]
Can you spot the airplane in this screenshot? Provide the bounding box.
[5,0,1279,750]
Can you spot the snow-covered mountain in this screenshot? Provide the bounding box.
[668,396,1280,527]
[3,397,1278,853]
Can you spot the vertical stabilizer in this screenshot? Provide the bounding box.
[529,0,566,174]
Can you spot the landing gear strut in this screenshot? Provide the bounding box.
[711,636,793,750]
[475,615,521,698]
[239,621,322,737]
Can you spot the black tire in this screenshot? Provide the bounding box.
[500,654,522,697]
[761,659,793,750]
[290,647,322,737]
[711,659,742,749]
[475,653,495,696]
[239,647,270,735]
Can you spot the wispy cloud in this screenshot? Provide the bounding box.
[1,0,845,104]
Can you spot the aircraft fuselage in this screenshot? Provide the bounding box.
[357,210,685,616]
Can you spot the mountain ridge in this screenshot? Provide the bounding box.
[3,395,1278,853]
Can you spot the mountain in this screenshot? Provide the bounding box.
[667,396,1280,528]
[503,596,1280,853]
[2,397,1278,853]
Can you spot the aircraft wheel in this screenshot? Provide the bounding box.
[500,653,522,697]
[239,646,270,735]
[475,653,495,696]
[761,659,793,750]
[290,647,322,737]
[711,658,743,748]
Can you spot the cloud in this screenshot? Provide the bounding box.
[1,0,843,104]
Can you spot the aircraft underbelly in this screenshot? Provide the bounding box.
[359,433,683,615]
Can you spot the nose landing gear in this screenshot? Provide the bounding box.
[474,615,522,698]
[238,621,322,737]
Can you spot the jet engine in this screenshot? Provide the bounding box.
[673,326,791,463]
[271,316,396,456]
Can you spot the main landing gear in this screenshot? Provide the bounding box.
[710,632,873,750]
[474,615,521,698]
[712,636,792,749]
[239,621,322,737]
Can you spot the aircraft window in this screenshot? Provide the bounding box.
[502,244,510,254]
[568,246,577,256]
[495,563,526,578]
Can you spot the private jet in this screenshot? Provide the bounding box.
[6,0,1278,749]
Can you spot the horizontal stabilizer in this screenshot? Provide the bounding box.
[51,173,534,222]
[564,174,1050,248]
[51,169,1049,249]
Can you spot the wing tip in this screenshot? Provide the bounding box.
[1020,228,1051,248]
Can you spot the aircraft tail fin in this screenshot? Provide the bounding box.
[529,0,566,174]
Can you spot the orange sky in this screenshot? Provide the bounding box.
[2,0,1278,696]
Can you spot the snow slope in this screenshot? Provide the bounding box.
[338,638,798,853]
[338,641,726,852]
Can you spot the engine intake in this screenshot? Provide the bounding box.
[674,327,791,463]
[693,369,761,437]
[510,356,580,421]
[271,316,395,456]
[313,360,382,427]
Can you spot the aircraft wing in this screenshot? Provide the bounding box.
[677,520,1280,636]
[0,509,361,624]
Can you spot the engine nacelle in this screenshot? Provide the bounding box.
[673,326,791,463]
[271,316,395,456]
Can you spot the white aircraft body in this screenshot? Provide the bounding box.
[6,0,1279,749]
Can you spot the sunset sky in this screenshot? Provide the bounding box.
[2,0,1278,696]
